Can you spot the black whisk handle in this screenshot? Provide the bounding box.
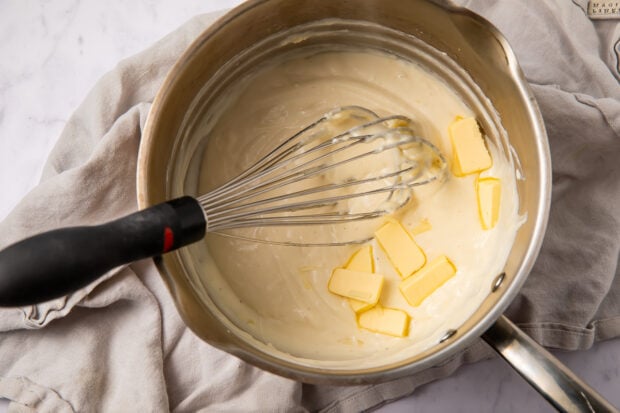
[0,196,206,307]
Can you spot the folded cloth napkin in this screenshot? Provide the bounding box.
[0,1,618,411]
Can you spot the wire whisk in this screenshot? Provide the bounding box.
[199,106,446,239]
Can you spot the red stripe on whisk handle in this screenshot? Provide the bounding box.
[163,227,175,253]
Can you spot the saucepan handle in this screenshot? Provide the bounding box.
[483,315,618,412]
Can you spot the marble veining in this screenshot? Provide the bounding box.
[0,1,618,412]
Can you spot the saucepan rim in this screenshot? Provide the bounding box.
[137,0,551,384]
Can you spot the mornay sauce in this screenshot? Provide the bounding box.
[189,48,521,368]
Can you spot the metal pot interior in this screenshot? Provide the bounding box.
[138,0,550,383]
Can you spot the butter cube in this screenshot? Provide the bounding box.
[411,218,432,235]
[375,220,426,279]
[449,117,492,176]
[399,256,456,307]
[385,118,410,128]
[357,305,410,337]
[349,298,374,313]
[328,268,384,305]
[477,177,501,230]
[344,246,376,313]
[345,246,374,272]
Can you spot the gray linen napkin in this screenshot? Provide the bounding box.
[1,1,618,412]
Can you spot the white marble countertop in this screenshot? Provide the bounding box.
[0,1,618,411]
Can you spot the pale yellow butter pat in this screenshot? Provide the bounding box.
[345,246,374,272]
[477,177,501,230]
[344,246,376,313]
[449,117,492,176]
[399,256,456,307]
[357,305,410,337]
[328,268,384,305]
[411,218,432,235]
[349,299,374,313]
[385,118,410,128]
[375,220,426,279]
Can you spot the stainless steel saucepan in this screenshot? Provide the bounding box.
[136,0,616,411]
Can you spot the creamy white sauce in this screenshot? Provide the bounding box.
[190,48,521,368]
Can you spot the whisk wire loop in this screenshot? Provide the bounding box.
[197,106,447,244]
